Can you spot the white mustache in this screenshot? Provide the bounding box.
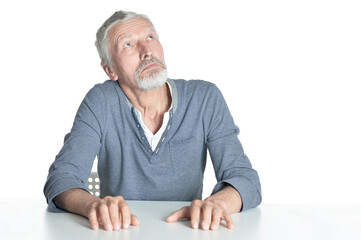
[135,57,166,75]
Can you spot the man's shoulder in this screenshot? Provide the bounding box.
[92,80,117,92]
[172,79,215,88]
[170,79,223,111]
[85,80,119,100]
[171,79,217,95]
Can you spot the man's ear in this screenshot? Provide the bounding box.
[101,63,118,81]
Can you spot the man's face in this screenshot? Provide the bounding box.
[105,17,167,91]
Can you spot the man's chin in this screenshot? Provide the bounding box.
[136,70,168,92]
[138,79,167,92]
[139,84,165,92]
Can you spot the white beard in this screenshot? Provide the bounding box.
[135,69,168,92]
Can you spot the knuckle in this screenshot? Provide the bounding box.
[90,201,99,209]
[178,206,189,215]
[202,202,212,209]
[115,196,124,201]
[190,204,200,213]
[205,198,216,205]
[120,204,130,212]
[107,199,117,205]
[103,196,111,201]
[226,214,233,221]
[213,208,222,215]
[191,199,202,206]
[98,202,108,211]
[222,208,230,215]
[87,208,97,219]
[108,202,118,210]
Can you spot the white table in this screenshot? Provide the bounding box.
[1,200,360,240]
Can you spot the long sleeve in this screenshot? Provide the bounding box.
[206,85,262,211]
[43,85,106,212]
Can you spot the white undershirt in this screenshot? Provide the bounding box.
[133,82,173,151]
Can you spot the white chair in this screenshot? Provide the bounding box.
[86,172,100,197]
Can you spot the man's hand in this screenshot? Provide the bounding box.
[54,189,139,231]
[166,185,242,231]
[86,195,140,231]
[166,199,233,230]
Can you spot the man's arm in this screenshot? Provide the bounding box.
[166,185,242,230]
[44,86,106,212]
[45,84,140,231]
[167,83,261,230]
[53,188,140,230]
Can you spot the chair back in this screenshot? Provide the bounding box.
[86,172,100,197]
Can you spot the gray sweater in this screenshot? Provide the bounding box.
[44,79,262,212]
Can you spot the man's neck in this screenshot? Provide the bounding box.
[119,81,172,134]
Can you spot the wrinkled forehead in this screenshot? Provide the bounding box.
[107,17,155,43]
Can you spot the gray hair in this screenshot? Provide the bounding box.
[95,10,153,67]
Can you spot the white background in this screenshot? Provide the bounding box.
[0,0,360,205]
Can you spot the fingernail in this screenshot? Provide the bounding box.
[123,223,129,229]
[192,223,198,229]
[106,224,113,231]
[91,224,98,230]
[114,224,120,230]
[202,224,209,230]
[211,224,218,230]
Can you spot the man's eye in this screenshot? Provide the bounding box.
[124,42,132,48]
[147,35,154,40]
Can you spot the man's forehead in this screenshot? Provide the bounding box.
[118,27,154,38]
[109,18,155,40]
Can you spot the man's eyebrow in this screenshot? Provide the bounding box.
[116,28,156,43]
[116,34,132,43]
[144,27,155,32]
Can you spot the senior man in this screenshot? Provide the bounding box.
[44,10,262,231]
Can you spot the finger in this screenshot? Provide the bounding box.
[166,206,190,222]
[210,209,222,231]
[118,211,123,228]
[98,203,113,231]
[190,201,202,229]
[119,202,131,229]
[201,204,213,230]
[88,208,99,230]
[108,201,121,230]
[223,213,234,229]
[131,214,140,226]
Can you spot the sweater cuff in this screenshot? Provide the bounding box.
[211,177,261,212]
[45,177,90,213]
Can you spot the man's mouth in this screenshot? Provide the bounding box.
[142,62,159,72]
[135,57,167,78]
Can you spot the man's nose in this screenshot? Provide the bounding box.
[139,42,153,60]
